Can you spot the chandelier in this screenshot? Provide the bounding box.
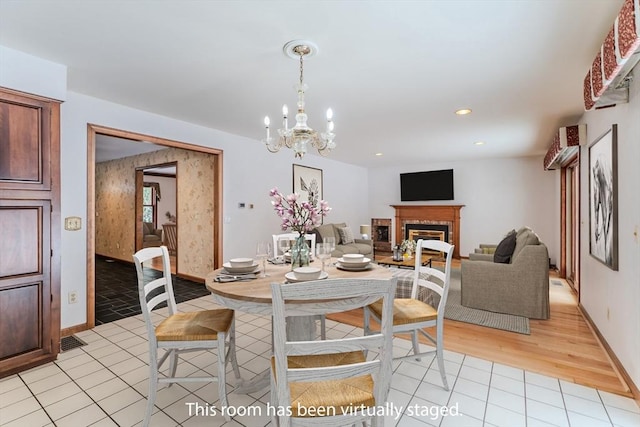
[263,40,335,158]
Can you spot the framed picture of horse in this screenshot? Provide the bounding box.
[588,124,618,270]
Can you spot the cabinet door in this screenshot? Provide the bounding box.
[0,201,52,364]
[0,93,52,190]
[0,88,60,378]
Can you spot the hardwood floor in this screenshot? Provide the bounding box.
[328,259,632,398]
[148,253,176,274]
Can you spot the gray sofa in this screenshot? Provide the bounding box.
[460,227,550,319]
[468,243,498,262]
[312,222,373,258]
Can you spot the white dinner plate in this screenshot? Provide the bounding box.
[284,271,329,283]
[336,257,371,268]
[336,262,373,272]
[222,262,260,274]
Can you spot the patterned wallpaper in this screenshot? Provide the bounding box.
[95,147,216,279]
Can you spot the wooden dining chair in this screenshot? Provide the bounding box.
[364,239,454,391]
[162,222,177,256]
[133,246,241,426]
[270,277,397,427]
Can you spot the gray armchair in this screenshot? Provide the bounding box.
[142,222,162,248]
[461,229,550,319]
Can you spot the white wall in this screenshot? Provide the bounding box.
[579,68,640,389]
[368,157,560,263]
[0,45,66,101]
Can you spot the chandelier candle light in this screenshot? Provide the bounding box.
[263,40,336,158]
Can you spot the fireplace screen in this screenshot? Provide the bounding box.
[408,229,445,242]
[404,223,449,257]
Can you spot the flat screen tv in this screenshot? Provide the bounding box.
[400,169,454,201]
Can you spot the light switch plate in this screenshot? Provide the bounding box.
[65,216,82,231]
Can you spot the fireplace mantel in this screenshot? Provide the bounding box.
[391,205,464,259]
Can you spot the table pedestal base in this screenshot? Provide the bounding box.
[286,315,317,341]
[234,315,317,394]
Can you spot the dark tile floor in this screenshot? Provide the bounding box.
[95,256,211,325]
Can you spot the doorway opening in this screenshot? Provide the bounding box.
[87,124,223,328]
[136,163,178,273]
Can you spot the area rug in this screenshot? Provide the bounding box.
[443,268,530,335]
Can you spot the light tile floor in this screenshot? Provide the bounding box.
[1,295,639,427]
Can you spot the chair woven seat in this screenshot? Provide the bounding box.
[155,309,234,341]
[271,351,374,417]
[369,298,437,326]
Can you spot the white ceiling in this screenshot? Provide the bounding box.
[95,135,168,163]
[0,0,624,168]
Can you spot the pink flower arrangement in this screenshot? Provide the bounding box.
[269,187,331,234]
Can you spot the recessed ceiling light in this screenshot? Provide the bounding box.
[455,108,472,115]
[375,152,383,156]
[474,141,485,146]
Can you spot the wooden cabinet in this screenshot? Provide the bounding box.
[0,88,60,378]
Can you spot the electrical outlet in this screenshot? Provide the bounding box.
[68,291,78,304]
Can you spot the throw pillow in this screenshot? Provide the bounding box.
[493,230,517,263]
[338,226,355,244]
[482,247,496,255]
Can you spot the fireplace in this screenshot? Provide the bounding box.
[371,218,392,253]
[392,205,464,259]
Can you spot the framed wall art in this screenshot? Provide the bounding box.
[293,164,323,206]
[588,124,618,270]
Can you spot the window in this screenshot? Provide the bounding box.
[143,185,157,226]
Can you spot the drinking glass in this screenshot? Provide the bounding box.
[256,242,272,278]
[277,238,291,262]
[316,243,331,272]
[324,236,336,255]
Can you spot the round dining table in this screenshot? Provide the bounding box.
[205,259,393,340]
[205,258,393,393]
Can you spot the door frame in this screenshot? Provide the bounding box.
[86,124,223,328]
[560,154,580,296]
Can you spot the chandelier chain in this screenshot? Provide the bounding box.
[299,53,304,86]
